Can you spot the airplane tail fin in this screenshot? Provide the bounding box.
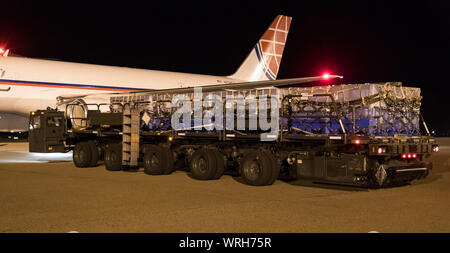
[228,15,292,81]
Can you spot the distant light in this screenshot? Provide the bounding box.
[322,73,330,79]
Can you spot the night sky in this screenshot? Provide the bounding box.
[1,1,449,134]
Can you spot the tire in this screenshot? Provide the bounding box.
[87,140,99,167]
[212,149,225,179]
[190,149,217,180]
[143,144,174,175]
[263,150,280,185]
[104,144,122,171]
[240,150,274,186]
[73,142,92,168]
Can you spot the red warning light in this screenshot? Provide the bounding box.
[412,154,417,158]
[0,48,4,53]
[322,73,330,80]
[355,139,361,145]
[402,154,406,159]
[407,154,411,158]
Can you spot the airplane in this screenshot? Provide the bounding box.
[0,15,341,133]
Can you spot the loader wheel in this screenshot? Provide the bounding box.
[87,140,99,167]
[104,144,122,171]
[143,144,174,175]
[212,149,225,179]
[240,150,274,186]
[73,142,92,168]
[263,150,280,185]
[190,149,217,180]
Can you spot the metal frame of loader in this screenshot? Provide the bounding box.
[28,96,438,187]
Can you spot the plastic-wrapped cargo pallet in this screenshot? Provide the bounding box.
[280,82,421,136]
[114,82,421,137]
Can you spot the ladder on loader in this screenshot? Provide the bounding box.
[122,103,140,168]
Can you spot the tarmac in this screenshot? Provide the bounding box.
[0,139,449,233]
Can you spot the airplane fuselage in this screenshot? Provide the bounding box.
[0,15,293,132]
[0,56,239,117]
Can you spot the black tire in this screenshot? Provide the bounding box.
[87,140,99,167]
[190,149,217,180]
[73,142,92,168]
[104,144,122,171]
[143,144,174,175]
[263,150,280,185]
[240,150,274,186]
[212,149,225,179]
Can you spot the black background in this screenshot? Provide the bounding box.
[1,1,449,134]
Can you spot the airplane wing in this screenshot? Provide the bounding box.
[57,75,343,103]
[133,75,343,95]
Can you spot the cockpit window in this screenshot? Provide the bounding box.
[30,115,40,129]
[47,116,63,127]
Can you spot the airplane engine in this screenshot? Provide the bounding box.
[0,112,29,132]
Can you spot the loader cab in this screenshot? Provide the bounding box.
[28,109,67,153]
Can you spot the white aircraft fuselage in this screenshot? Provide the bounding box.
[0,15,293,132]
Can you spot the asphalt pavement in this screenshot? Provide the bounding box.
[0,139,449,233]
